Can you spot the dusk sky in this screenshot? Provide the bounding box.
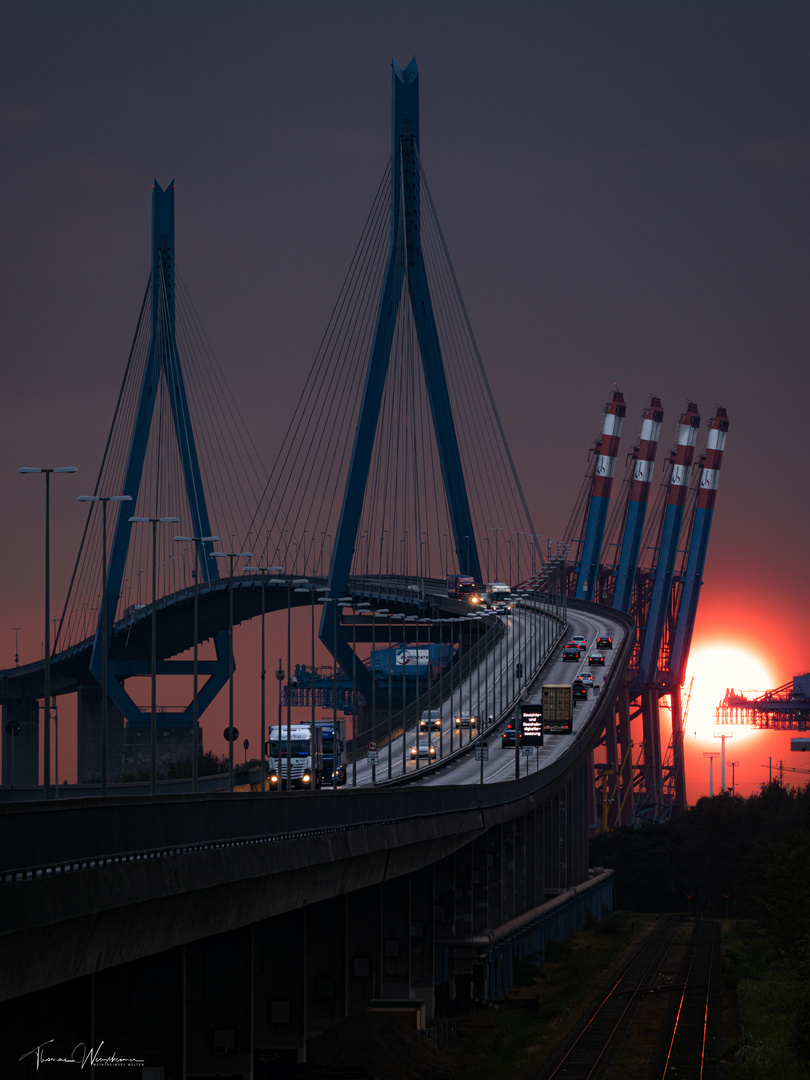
[2,2,809,801]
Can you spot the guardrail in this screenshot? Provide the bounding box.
[0,600,634,882]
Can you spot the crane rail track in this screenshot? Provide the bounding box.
[538,918,720,1080]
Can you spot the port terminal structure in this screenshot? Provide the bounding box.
[561,393,729,825]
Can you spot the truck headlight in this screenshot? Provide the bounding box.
[302,773,311,784]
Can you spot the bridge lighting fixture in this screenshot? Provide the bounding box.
[19,466,78,798]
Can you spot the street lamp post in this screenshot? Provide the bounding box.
[405,615,421,761]
[210,548,254,792]
[492,527,503,580]
[351,600,360,786]
[390,613,404,773]
[401,614,411,770]
[386,609,393,778]
[412,616,420,771]
[245,565,284,792]
[371,608,389,781]
[19,465,78,798]
[77,492,131,796]
[296,581,329,787]
[130,515,179,794]
[334,596,353,788]
[284,579,307,787]
[318,594,352,789]
[173,534,220,792]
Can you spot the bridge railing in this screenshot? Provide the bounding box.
[0,603,635,879]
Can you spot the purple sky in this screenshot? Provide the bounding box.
[3,2,809,797]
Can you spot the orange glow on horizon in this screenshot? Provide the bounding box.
[683,644,775,743]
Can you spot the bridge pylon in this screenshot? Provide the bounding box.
[320,58,483,688]
[81,182,229,760]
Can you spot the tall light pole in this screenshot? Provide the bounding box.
[405,615,420,761]
[283,578,308,787]
[245,564,284,792]
[130,515,179,794]
[492,527,502,580]
[77,492,131,796]
[210,548,253,792]
[729,761,740,796]
[334,596,353,787]
[296,581,329,786]
[400,613,409,771]
[173,533,220,792]
[373,609,389,778]
[318,594,352,788]
[386,608,393,779]
[713,730,733,793]
[19,465,78,798]
[703,751,720,797]
[351,600,361,786]
[390,613,404,773]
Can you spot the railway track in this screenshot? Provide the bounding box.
[537,918,720,1080]
[651,920,719,1080]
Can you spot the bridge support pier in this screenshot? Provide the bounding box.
[254,907,308,1066]
[1,699,39,786]
[617,686,634,824]
[77,684,126,784]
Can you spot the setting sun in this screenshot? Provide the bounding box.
[683,646,775,742]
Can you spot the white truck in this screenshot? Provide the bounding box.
[486,582,511,605]
[266,724,323,789]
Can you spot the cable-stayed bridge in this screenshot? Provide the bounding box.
[0,58,729,1067]
[1,60,726,829]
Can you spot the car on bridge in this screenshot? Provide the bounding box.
[588,652,605,666]
[577,671,594,685]
[501,721,517,747]
[419,710,442,731]
[454,713,477,729]
[410,734,437,759]
[572,681,588,702]
[570,636,588,651]
[596,636,612,650]
[562,645,580,662]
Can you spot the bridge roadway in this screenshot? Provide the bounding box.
[347,603,626,787]
[0,600,632,1013]
[0,574,478,705]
